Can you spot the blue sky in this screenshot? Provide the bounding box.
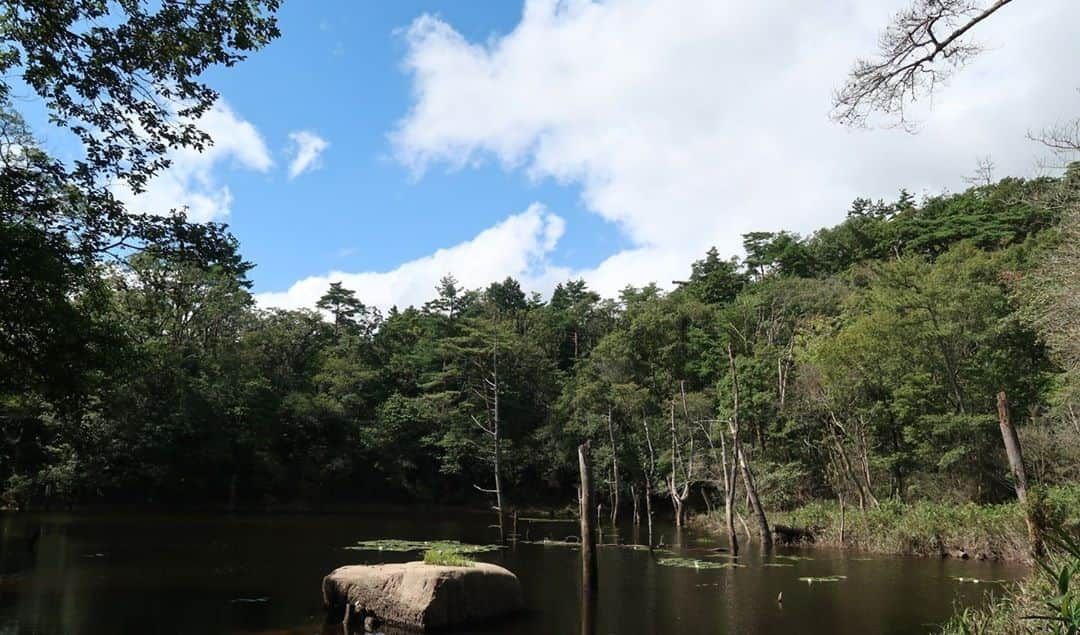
[202,2,624,299]
[88,0,1077,310]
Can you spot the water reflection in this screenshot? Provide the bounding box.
[0,510,1028,635]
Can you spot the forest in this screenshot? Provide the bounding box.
[5,123,1079,534]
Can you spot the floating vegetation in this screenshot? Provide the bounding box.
[520,539,579,548]
[346,539,501,554]
[657,557,746,570]
[951,576,1008,584]
[773,555,814,562]
[762,563,795,568]
[798,575,847,584]
[230,597,269,604]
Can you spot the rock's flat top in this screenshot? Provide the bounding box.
[323,561,523,630]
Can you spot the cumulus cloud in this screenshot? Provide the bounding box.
[287,130,330,179]
[256,204,568,310]
[112,100,273,223]
[387,0,1079,298]
[260,0,1078,309]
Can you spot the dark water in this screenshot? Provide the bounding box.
[0,509,1025,634]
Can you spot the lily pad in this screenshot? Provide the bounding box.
[798,575,847,584]
[520,539,579,548]
[346,539,501,554]
[657,557,746,570]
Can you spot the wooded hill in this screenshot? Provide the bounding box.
[5,131,1079,517]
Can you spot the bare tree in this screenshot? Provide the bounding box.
[471,331,508,544]
[607,407,620,525]
[640,410,658,548]
[667,400,695,528]
[963,155,997,186]
[833,0,1016,130]
[1031,94,1080,158]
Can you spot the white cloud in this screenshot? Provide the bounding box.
[257,204,568,310]
[112,100,272,223]
[386,0,1079,299]
[287,130,330,179]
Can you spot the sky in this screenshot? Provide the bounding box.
[95,0,1080,310]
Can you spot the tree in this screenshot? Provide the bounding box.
[317,282,381,337]
[677,247,747,305]
[832,0,1016,130]
[0,0,280,189]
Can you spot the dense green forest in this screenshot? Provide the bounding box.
[1,3,1078,551]
[4,121,1079,516]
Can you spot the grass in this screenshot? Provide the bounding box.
[940,524,1080,634]
[758,485,1080,563]
[422,548,475,567]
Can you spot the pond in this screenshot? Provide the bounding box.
[0,508,1025,634]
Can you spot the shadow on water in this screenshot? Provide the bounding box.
[0,509,1028,635]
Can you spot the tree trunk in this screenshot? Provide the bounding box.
[719,427,739,556]
[996,391,1042,557]
[644,479,654,549]
[607,407,619,526]
[736,445,772,548]
[630,484,640,526]
[492,340,507,544]
[579,442,598,593]
[728,345,772,549]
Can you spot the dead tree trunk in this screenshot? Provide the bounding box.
[641,412,657,548]
[607,407,620,526]
[996,391,1042,557]
[728,345,772,549]
[471,334,507,544]
[579,442,598,593]
[667,400,693,528]
[719,426,739,556]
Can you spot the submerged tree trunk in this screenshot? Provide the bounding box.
[996,391,1042,557]
[578,442,598,593]
[641,413,657,548]
[644,479,654,548]
[493,345,507,544]
[736,445,772,548]
[719,425,739,556]
[838,492,846,546]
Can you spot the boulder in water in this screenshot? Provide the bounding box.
[322,561,523,630]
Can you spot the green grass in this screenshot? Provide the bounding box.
[422,548,475,567]
[940,525,1080,634]
[761,485,1080,562]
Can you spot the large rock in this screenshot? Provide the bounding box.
[322,561,523,630]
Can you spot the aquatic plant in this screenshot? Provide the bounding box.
[423,548,475,567]
[346,539,501,554]
[657,557,745,570]
[798,575,847,584]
